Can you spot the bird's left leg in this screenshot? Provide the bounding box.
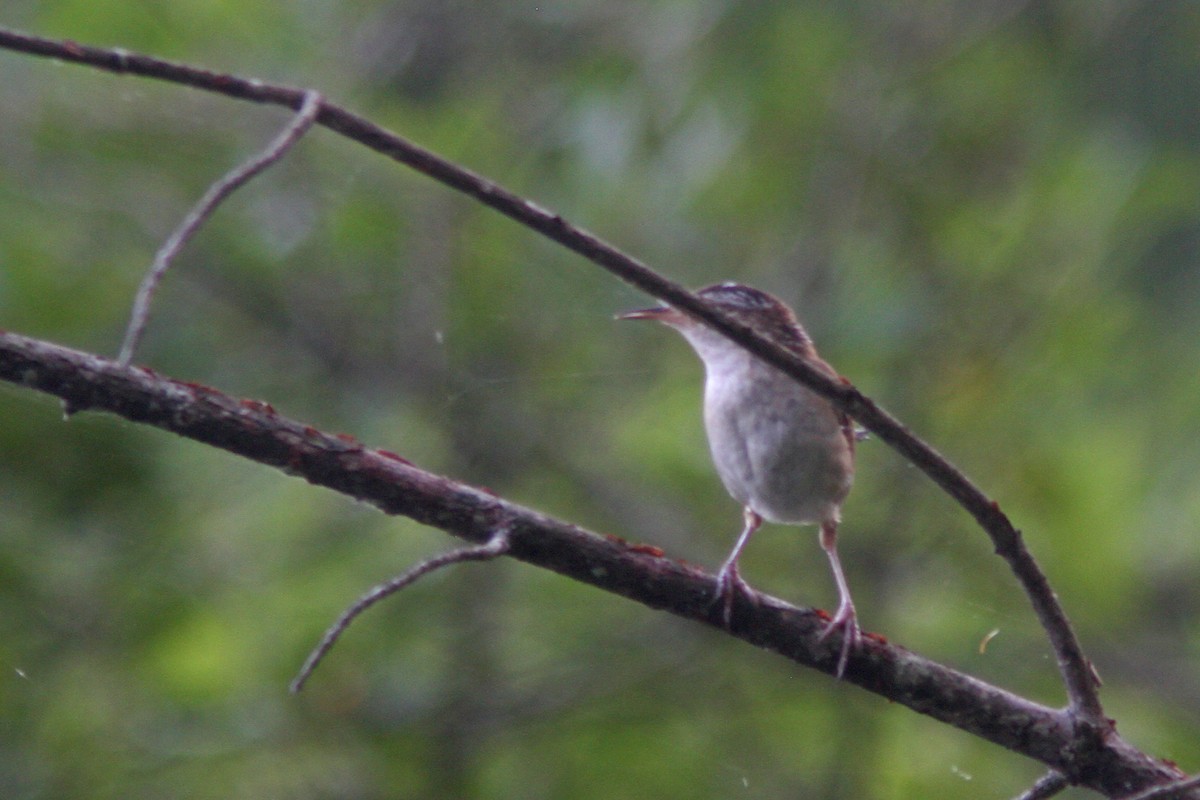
[818,518,860,679]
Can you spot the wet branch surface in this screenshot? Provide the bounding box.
[0,330,1185,798]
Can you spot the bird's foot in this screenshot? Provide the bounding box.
[819,600,860,679]
[711,564,754,628]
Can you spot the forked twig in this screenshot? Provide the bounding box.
[290,526,513,694]
[117,89,323,366]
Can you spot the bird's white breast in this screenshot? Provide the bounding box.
[700,349,854,526]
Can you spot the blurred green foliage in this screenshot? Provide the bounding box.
[3,1,1200,797]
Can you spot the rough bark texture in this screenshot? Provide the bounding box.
[0,329,1186,798]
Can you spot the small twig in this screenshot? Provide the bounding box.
[1012,771,1070,800]
[1121,774,1200,800]
[117,89,323,366]
[289,526,513,694]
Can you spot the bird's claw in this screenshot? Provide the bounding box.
[712,566,754,628]
[819,601,860,679]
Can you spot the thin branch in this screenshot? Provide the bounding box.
[1122,775,1200,800]
[0,330,1188,798]
[0,26,1104,723]
[117,89,322,366]
[290,527,512,694]
[1013,771,1070,800]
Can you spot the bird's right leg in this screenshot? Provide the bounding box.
[713,507,762,626]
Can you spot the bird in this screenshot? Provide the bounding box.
[618,282,859,677]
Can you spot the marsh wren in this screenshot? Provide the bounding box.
[619,282,859,676]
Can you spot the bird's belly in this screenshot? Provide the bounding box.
[705,390,853,526]
[745,437,853,524]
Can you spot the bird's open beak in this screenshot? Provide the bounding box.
[615,304,683,323]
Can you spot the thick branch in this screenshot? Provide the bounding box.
[0,330,1185,798]
[0,26,1101,720]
